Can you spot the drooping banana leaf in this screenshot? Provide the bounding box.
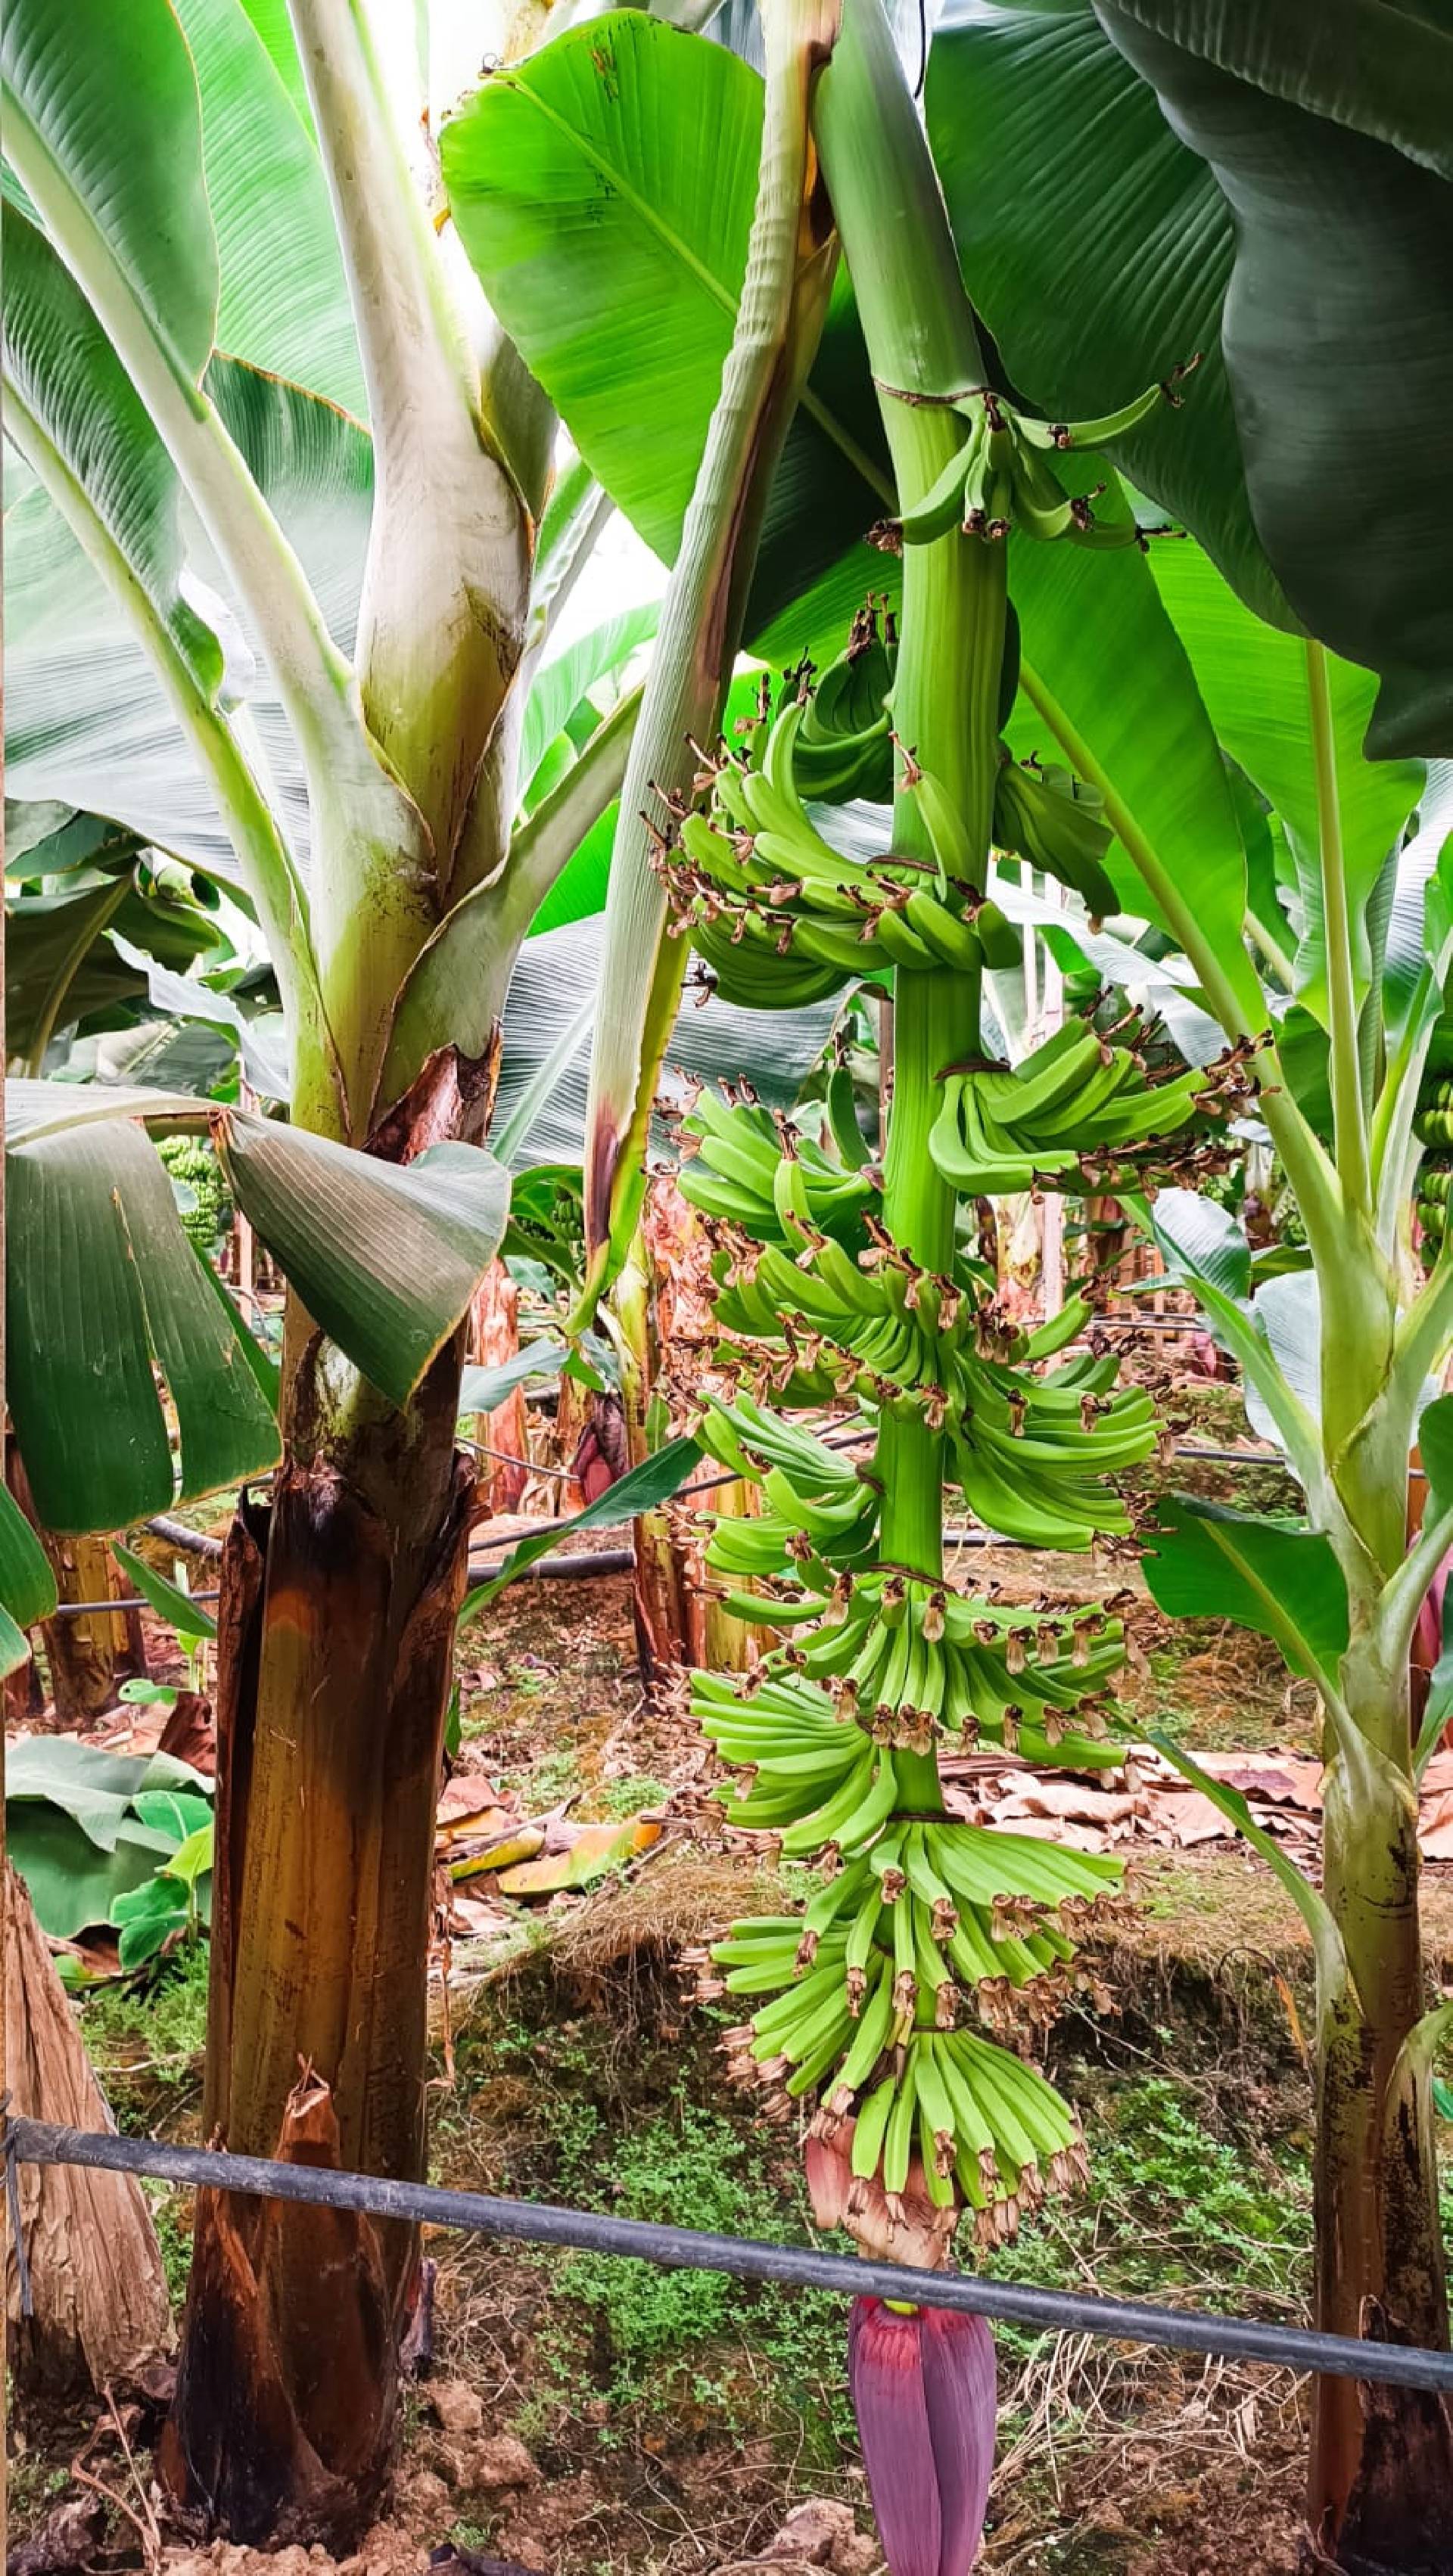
[491,917,842,1169]
[928,0,1453,759]
[0,1485,58,1677]
[5,1081,513,1524]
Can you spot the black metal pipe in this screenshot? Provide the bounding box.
[473,1548,636,1583]
[7,2117,1452,2395]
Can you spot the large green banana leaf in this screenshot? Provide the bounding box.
[0,1486,58,1677]
[1144,1496,1349,1691]
[170,0,365,418]
[5,811,228,1070]
[441,13,891,670]
[5,1083,512,1527]
[0,0,636,909]
[928,0,1453,759]
[1143,541,1424,1016]
[490,918,840,1169]
[5,1738,213,1940]
[2,344,372,882]
[926,0,1281,624]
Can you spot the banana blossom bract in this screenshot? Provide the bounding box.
[849,2298,997,2576]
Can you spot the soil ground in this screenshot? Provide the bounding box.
[11,1415,1453,2576]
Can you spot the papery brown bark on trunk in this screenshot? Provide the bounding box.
[699,1474,761,1676]
[161,1366,472,2546]
[37,1534,124,1723]
[1308,1778,1453,2575]
[630,1504,698,1684]
[1325,2306,1453,2576]
[615,1183,717,1686]
[470,1258,529,1513]
[160,2065,400,2546]
[4,1861,171,2397]
[5,1453,142,1723]
[162,1050,497,2546]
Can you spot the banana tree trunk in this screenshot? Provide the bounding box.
[160,1304,472,2546]
[5,1452,140,1722]
[701,1474,763,1676]
[1310,1681,1453,2574]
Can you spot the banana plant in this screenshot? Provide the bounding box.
[680,0,1193,2291]
[2,0,914,2535]
[467,5,1232,2564]
[0,0,660,2538]
[919,13,1453,2565]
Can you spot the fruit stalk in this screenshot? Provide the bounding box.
[814,0,1001,1818]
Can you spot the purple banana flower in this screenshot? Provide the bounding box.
[848,2297,997,2576]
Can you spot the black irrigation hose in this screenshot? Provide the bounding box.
[7,2115,1453,2395]
[145,1515,225,1559]
[46,1593,225,1619]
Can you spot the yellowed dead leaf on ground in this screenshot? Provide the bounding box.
[498,1817,662,1895]
[450,1826,546,1880]
[436,1802,518,1850]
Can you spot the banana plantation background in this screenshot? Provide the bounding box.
[4,4,1453,2576]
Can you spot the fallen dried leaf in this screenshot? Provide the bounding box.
[1419,1791,1453,1861]
[437,1776,505,1824]
[450,1827,546,1881]
[498,1817,662,1896]
[1152,1791,1231,1848]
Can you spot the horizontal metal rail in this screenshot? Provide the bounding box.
[5,2116,1452,2395]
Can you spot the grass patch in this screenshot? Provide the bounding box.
[78,1947,210,2301]
[590,1774,672,1819]
[80,1940,210,2105]
[527,2090,855,2466]
[502,1745,580,1807]
[982,2077,1311,2372]
[434,1998,854,2471]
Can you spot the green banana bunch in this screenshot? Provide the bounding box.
[929,1015,1252,1198]
[1415,1075,1453,1153]
[1411,1063,1453,1267]
[697,1191,1156,1550]
[1417,1158,1452,1266]
[709,1813,1116,2239]
[691,913,850,1012]
[679,1086,879,1247]
[947,1350,1157,1550]
[793,602,897,803]
[992,752,1118,921]
[697,1564,1127,1767]
[666,607,1162,2237]
[697,1392,879,1552]
[894,376,1190,554]
[661,693,1021,994]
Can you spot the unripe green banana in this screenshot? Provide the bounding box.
[850,2071,898,2174]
